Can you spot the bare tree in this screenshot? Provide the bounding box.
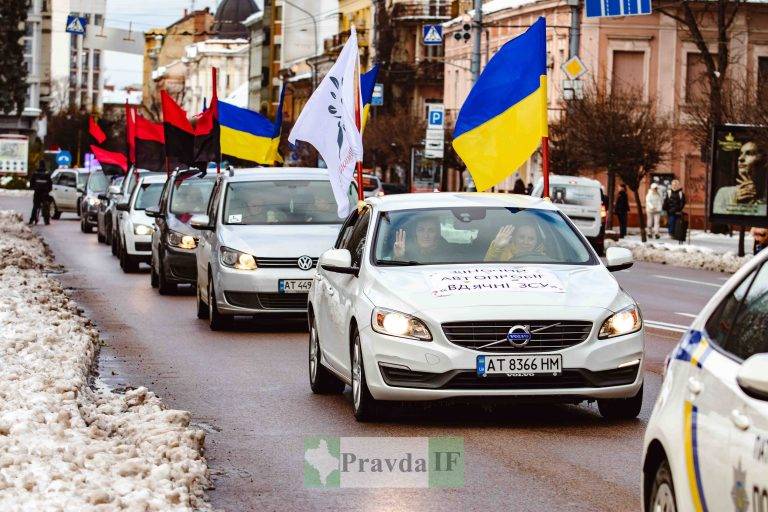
[363,108,425,182]
[565,86,673,242]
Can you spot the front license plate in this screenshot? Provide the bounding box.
[476,354,562,377]
[279,279,312,294]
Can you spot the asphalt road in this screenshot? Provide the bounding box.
[3,196,727,511]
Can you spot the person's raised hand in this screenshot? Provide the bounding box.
[492,225,515,248]
[736,175,758,203]
[393,229,406,258]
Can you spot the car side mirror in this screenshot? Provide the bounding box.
[145,206,161,218]
[115,202,130,212]
[190,214,213,230]
[108,185,121,195]
[319,248,358,276]
[737,353,768,401]
[605,247,633,272]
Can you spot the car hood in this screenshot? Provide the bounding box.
[129,210,153,226]
[167,213,200,236]
[365,263,628,320]
[220,223,341,257]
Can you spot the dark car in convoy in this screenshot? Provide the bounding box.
[96,174,124,244]
[146,169,216,294]
[79,170,110,233]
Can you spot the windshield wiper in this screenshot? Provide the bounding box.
[376,260,422,266]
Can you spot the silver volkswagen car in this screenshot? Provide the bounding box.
[191,168,356,330]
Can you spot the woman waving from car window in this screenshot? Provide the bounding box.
[485,223,548,262]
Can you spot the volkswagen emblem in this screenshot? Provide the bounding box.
[506,325,531,347]
[297,255,314,271]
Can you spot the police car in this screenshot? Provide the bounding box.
[642,250,768,512]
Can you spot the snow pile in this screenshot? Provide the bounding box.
[0,211,210,511]
[607,238,752,273]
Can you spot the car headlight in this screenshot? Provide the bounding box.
[220,247,258,270]
[371,307,432,341]
[134,224,153,236]
[167,230,197,249]
[599,305,642,339]
[87,197,100,207]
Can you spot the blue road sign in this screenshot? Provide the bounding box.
[372,83,384,106]
[422,25,443,45]
[428,109,444,127]
[65,15,88,35]
[56,150,72,167]
[585,0,651,18]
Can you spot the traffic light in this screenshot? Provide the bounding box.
[453,23,471,42]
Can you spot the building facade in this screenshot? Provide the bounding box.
[182,39,250,114]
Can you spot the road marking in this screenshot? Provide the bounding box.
[675,312,698,319]
[645,319,689,333]
[653,275,721,288]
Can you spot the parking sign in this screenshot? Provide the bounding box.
[427,105,444,128]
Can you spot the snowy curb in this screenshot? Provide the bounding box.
[0,189,33,197]
[607,238,752,273]
[0,211,211,511]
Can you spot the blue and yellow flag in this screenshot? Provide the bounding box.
[453,17,548,191]
[361,64,379,132]
[220,87,285,165]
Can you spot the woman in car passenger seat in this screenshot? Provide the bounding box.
[485,223,547,262]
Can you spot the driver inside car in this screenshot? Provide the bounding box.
[484,222,548,262]
[231,192,287,224]
[392,215,452,262]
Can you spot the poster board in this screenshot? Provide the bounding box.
[0,135,29,174]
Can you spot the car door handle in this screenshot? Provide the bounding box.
[731,409,751,431]
[687,377,703,395]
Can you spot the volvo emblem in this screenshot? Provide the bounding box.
[506,325,531,347]
[297,255,314,271]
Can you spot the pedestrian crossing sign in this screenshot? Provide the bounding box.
[66,15,88,35]
[561,55,588,80]
[422,25,443,46]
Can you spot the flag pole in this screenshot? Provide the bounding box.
[213,67,220,174]
[542,136,550,199]
[352,30,364,202]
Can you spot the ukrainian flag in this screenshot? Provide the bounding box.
[361,64,379,132]
[453,17,548,192]
[220,87,285,165]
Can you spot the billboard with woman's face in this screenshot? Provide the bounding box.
[710,124,768,225]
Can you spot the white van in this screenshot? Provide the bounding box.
[532,175,605,255]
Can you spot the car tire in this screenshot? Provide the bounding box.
[97,229,106,243]
[196,284,209,319]
[150,262,159,288]
[208,276,231,331]
[51,201,61,220]
[647,460,677,512]
[119,242,139,273]
[309,313,345,394]
[351,330,383,422]
[598,384,643,420]
[81,216,92,233]
[157,254,176,295]
[111,231,119,256]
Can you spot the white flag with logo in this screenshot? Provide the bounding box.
[288,28,363,218]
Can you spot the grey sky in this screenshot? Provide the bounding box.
[103,0,219,88]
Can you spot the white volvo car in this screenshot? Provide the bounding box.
[642,249,768,512]
[191,168,356,330]
[308,193,644,421]
[115,173,167,272]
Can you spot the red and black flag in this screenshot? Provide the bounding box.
[89,116,107,145]
[91,145,128,172]
[192,68,221,164]
[135,114,165,172]
[161,90,195,166]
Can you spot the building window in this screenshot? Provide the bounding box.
[758,56,768,104]
[611,50,644,97]
[93,50,101,69]
[685,52,714,104]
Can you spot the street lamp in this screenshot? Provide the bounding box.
[282,0,318,89]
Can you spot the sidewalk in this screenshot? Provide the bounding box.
[606,228,754,274]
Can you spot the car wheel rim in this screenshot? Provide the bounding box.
[653,482,675,512]
[309,323,318,382]
[352,340,362,410]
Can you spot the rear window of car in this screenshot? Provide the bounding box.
[77,172,89,188]
[362,176,380,192]
[87,171,109,193]
[549,185,600,207]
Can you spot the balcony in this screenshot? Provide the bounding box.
[390,1,451,21]
[323,29,369,55]
[388,60,444,83]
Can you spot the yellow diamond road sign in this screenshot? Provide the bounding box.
[562,56,587,80]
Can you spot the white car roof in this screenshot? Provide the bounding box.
[223,167,333,183]
[366,192,559,212]
[140,174,169,184]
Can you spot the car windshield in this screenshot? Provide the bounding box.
[170,179,215,215]
[134,182,164,210]
[373,207,594,265]
[87,172,109,193]
[223,180,349,225]
[549,184,600,207]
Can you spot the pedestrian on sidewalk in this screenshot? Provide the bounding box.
[28,161,52,225]
[664,179,686,236]
[645,183,663,239]
[615,184,630,238]
[751,227,768,254]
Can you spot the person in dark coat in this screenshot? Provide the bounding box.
[512,178,526,194]
[615,184,630,238]
[665,179,686,236]
[525,182,533,195]
[29,161,53,225]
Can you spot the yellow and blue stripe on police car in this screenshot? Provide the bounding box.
[675,329,714,512]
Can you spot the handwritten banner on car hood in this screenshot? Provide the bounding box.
[427,266,565,297]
